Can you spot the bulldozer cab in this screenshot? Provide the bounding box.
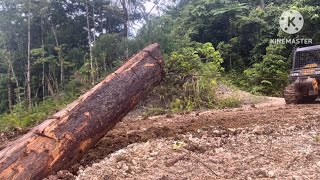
[284,45,320,104]
[292,45,320,70]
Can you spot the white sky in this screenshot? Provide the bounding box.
[145,1,155,13]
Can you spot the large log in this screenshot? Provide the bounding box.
[0,43,164,180]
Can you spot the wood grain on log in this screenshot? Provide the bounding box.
[0,43,164,180]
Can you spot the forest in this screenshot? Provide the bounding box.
[0,0,319,130]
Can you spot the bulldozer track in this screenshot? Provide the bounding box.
[283,84,300,104]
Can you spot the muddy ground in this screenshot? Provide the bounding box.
[44,97,320,179]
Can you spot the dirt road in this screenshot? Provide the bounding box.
[4,97,320,179]
[43,97,317,179]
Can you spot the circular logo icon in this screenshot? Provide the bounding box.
[279,10,304,34]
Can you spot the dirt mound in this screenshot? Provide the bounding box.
[216,83,286,108]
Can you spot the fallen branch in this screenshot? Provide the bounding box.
[165,154,187,167]
[182,148,218,177]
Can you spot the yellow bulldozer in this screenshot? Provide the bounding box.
[284,45,320,104]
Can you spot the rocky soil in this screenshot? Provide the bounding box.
[44,97,320,179]
[3,96,320,179]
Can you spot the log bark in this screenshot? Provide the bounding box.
[0,43,164,180]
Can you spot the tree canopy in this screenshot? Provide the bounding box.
[0,0,319,123]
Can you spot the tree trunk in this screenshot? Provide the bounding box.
[10,61,20,103]
[42,63,45,100]
[121,0,129,58]
[27,8,32,109]
[261,0,265,8]
[93,2,99,80]
[86,0,95,85]
[0,43,164,180]
[51,23,64,88]
[121,0,129,38]
[7,57,13,112]
[103,52,107,72]
[46,75,54,97]
[41,14,45,100]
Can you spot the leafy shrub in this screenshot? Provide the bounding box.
[153,42,224,111]
[242,44,289,96]
[170,98,184,112]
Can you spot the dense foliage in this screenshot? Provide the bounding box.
[136,0,320,96]
[164,42,223,110]
[0,0,149,114]
[0,0,320,129]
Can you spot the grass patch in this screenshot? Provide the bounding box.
[217,97,242,109]
[0,78,88,132]
[0,94,76,132]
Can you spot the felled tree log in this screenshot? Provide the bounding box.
[0,43,164,180]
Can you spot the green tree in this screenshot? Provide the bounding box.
[244,44,288,95]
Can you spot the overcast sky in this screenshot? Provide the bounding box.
[130,1,159,36]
